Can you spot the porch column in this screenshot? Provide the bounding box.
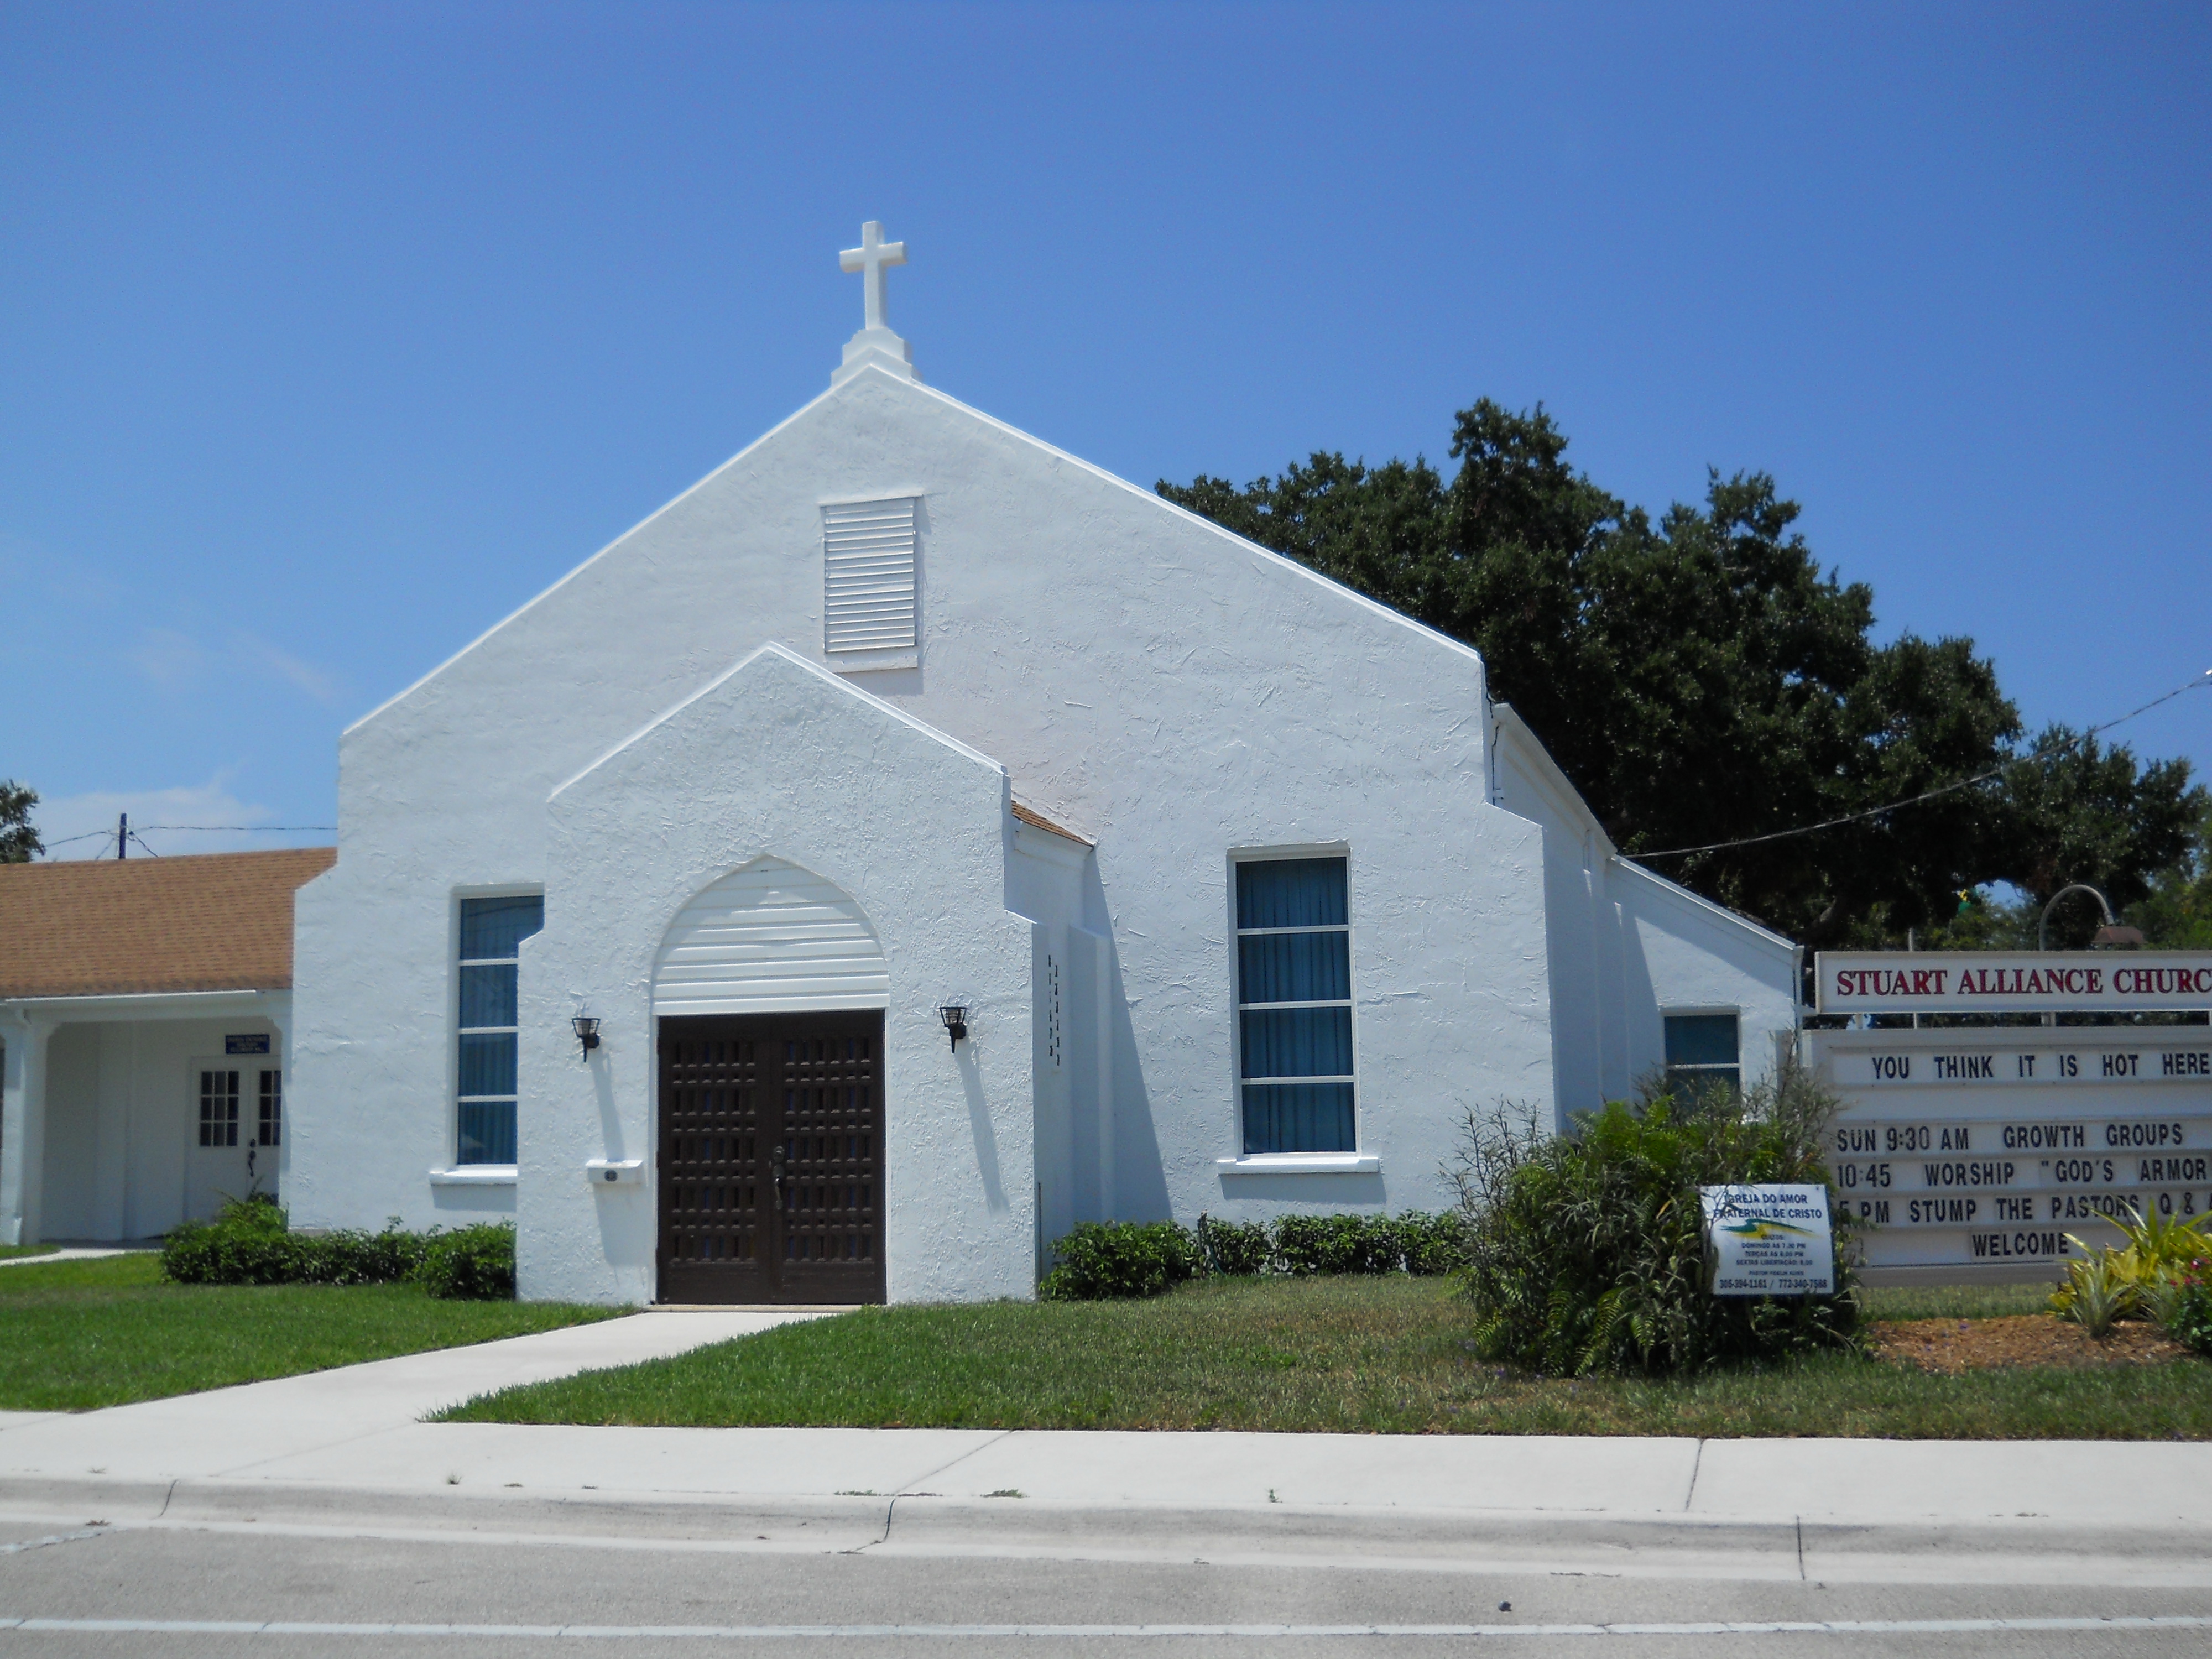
[1,1014,55,1245]
[264,994,293,1202]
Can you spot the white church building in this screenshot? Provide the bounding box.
[5,226,1798,1303]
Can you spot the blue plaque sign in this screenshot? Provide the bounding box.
[225,1034,272,1056]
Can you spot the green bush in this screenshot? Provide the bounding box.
[1049,1211,1464,1298]
[1276,1213,1402,1276]
[160,1196,507,1300]
[1041,1221,1203,1301]
[2167,1271,2212,1357]
[1451,1072,1860,1377]
[417,1223,517,1301]
[1195,1214,1274,1276]
[1396,1210,1467,1276]
[160,1193,308,1286]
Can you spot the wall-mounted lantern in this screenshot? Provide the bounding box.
[937,1003,968,1052]
[572,1015,602,1058]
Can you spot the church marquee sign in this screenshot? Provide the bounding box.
[1808,951,2212,1279]
[1818,951,2212,1016]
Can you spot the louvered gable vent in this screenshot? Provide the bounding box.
[822,498,918,654]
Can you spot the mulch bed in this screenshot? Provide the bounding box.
[1872,1314,2191,1374]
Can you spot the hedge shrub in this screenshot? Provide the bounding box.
[1045,1210,1465,1299]
[417,1222,518,1301]
[1451,1072,1859,1377]
[161,1196,514,1300]
[1041,1220,1204,1300]
[1194,1214,1272,1276]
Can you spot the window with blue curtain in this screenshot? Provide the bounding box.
[1235,856,1354,1153]
[456,894,543,1165]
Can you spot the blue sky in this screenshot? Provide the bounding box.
[3,2,2206,857]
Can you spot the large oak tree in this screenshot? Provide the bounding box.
[1161,401,2200,948]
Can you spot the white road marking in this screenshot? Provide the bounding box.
[0,1614,2207,1639]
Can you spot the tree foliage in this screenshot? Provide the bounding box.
[1161,403,2203,946]
[1448,1074,1859,1377]
[0,779,38,864]
[2127,800,2212,950]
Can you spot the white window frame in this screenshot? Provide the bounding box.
[1662,1006,1743,1101]
[1218,844,1375,1173]
[446,885,542,1177]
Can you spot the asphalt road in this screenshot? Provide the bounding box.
[2,1504,2209,1657]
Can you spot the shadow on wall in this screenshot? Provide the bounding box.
[1088,860,1173,1222]
[958,1040,1008,1214]
[1212,1172,1386,1207]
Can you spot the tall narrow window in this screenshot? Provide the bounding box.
[258,1069,282,1147]
[1236,856,1354,1154]
[457,895,544,1166]
[1665,1013,1741,1104]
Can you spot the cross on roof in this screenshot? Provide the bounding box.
[839,221,906,333]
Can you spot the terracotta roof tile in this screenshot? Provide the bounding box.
[1011,800,1093,847]
[0,847,336,1000]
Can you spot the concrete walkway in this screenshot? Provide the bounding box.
[0,1308,818,1479]
[0,1245,145,1269]
[2,1303,2210,1547]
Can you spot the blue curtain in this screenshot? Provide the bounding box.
[1240,1006,1353,1079]
[458,1101,517,1166]
[461,895,544,962]
[1243,1083,1355,1154]
[457,1032,517,1097]
[1237,931,1349,1003]
[1237,858,1347,930]
[459,963,518,1027]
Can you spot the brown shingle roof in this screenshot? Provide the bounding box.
[0,847,336,1000]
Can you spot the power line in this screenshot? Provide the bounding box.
[1631,669,2212,862]
[34,823,335,860]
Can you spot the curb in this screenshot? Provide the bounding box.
[4,1475,2210,1587]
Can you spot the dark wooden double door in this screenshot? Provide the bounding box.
[657,1011,885,1305]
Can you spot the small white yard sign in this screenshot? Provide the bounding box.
[1702,1183,1835,1297]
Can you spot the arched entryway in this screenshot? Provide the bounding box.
[652,857,888,1305]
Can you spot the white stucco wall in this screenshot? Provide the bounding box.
[291,362,1564,1292]
[516,644,1035,1305]
[1490,705,1798,1117]
[1615,862,1799,1094]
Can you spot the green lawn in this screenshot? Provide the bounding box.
[0,1253,627,1411]
[0,1244,60,1261]
[438,1275,2212,1440]
[1860,1281,2057,1321]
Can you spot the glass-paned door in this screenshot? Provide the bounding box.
[186,1062,283,1220]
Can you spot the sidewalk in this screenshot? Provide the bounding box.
[0,1245,147,1269]
[3,1307,2211,1571]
